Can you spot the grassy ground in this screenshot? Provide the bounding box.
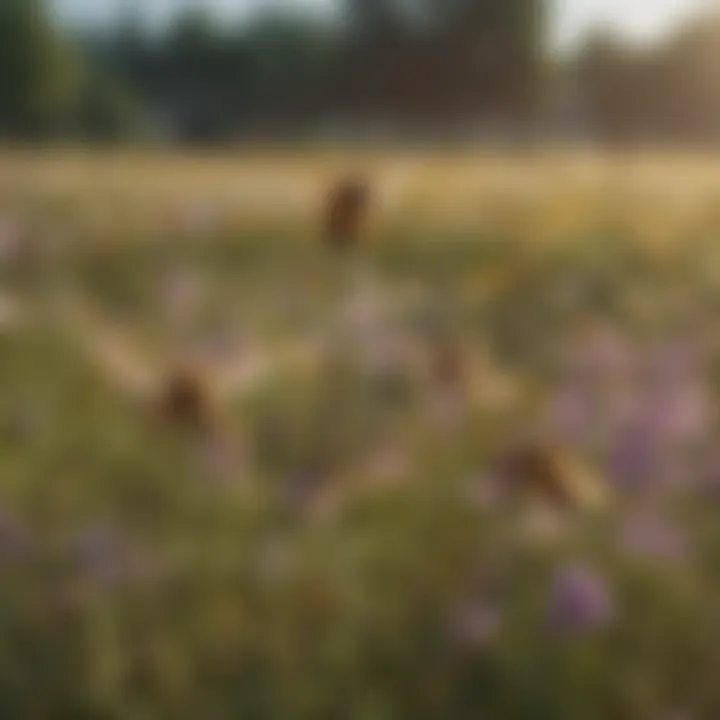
[0,151,719,718]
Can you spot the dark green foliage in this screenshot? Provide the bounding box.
[0,0,83,139]
[0,0,548,143]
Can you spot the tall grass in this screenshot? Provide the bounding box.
[0,151,718,717]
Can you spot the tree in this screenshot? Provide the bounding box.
[659,19,720,143]
[335,0,546,132]
[77,75,146,142]
[0,0,84,138]
[244,10,340,126]
[574,28,638,147]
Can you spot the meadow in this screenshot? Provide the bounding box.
[1,149,720,718]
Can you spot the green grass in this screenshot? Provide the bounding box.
[0,152,720,718]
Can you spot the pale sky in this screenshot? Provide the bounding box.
[53,0,719,49]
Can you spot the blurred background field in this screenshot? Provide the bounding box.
[8,148,720,236]
[6,0,720,717]
[1,150,720,718]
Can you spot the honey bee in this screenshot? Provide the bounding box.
[493,442,609,512]
[431,339,467,390]
[323,175,372,253]
[159,363,214,432]
[54,288,322,436]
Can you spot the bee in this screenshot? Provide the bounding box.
[54,288,323,437]
[492,442,609,512]
[431,339,467,391]
[160,363,214,432]
[323,175,372,253]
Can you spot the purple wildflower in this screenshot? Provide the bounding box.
[602,379,645,433]
[194,328,246,364]
[640,380,710,447]
[464,473,509,511]
[0,216,25,266]
[608,422,661,492]
[701,455,720,500]
[618,514,688,563]
[645,336,705,383]
[75,524,129,589]
[280,468,327,512]
[339,287,385,337]
[196,433,246,486]
[364,441,412,487]
[449,598,501,650]
[565,323,635,381]
[704,470,720,499]
[158,267,203,324]
[0,509,34,565]
[252,536,295,585]
[361,332,406,375]
[75,524,165,591]
[549,562,615,635]
[547,382,591,444]
[429,387,469,430]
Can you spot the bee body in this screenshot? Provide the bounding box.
[494,444,608,512]
[159,366,215,432]
[324,176,372,253]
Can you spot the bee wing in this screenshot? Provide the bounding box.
[80,326,160,401]
[556,455,610,512]
[210,335,325,403]
[54,289,159,400]
[468,364,525,412]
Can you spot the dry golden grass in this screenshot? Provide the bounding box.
[2,149,720,250]
[0,148,719,717]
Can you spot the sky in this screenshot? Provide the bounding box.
[53,0,718,49]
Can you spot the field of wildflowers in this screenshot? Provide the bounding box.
[0,151,720,718]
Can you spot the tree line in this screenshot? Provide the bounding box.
[1,0,720,146]
[571,20,720,146]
